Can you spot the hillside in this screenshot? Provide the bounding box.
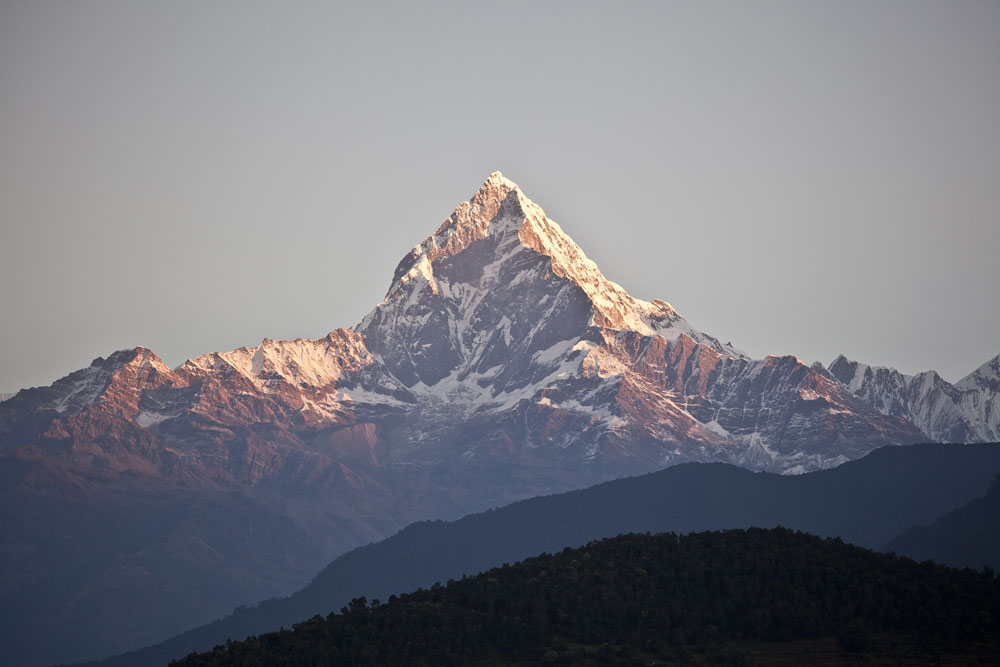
[888,472,1000,571]
[171,528,1000,666]
[88,442,1000,667]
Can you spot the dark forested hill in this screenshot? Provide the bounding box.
[171,528,1000,667]
[887,472,1000,571]
[86,443,1000,667]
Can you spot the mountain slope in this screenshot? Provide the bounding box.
[0,346,414,667]
[886,472,1000,571]
[89,443,1000,667]
[0,462,330,665]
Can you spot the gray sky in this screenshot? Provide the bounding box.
[1,0,998,392]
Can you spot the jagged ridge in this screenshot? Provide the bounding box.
[829,353,1000,443]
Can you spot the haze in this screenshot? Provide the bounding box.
[1,0,998,392]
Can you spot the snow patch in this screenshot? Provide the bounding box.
[134,411,171,428]
[702,420,731,438]
[52,366,107,414]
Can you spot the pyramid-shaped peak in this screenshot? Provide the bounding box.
[360,173,741,373]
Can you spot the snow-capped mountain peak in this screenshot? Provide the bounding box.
[358,173,739,390]
[955,354,1000,392]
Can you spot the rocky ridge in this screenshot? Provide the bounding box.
[829,353,1000,444]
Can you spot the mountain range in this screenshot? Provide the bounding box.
[1,173,997,666]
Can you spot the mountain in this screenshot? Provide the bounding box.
[0,346,413,666]
[0,173,994,665]
[346,172,923,477]
[87,443,1000,667]
[172,529,1000,667]
[829,353,1000,443]
[886,472,1000,571]
[3,175,929,485]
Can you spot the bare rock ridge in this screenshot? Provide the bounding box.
[0,172,997,667]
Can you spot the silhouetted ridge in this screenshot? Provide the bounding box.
[887,471,1000,570]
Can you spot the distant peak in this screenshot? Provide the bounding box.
[956,353,1000,390]
[829,354,850,367]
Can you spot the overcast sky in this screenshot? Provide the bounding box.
[1,0,998,392]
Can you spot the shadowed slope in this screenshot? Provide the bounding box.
[86,443,1000,667]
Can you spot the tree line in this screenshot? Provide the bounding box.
[172,527,1000,666]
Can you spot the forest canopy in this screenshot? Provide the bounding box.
[172,528,1000,666]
